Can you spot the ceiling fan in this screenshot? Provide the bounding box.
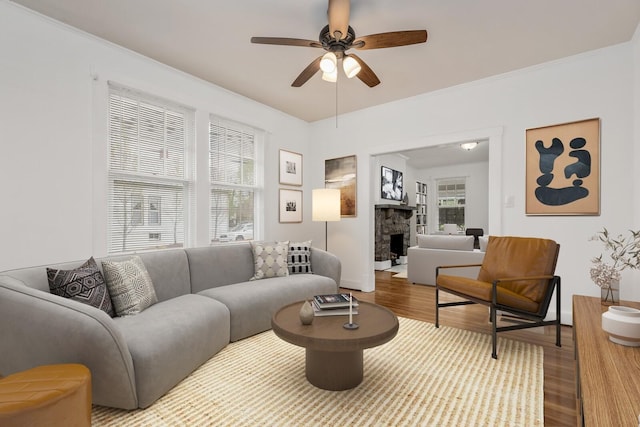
[250,0,428,88]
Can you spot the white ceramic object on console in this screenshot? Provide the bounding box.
[601,306,640,347]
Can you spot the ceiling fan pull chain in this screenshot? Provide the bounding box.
[335,73,339,128]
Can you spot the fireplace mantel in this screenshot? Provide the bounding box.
[374,204,416,211]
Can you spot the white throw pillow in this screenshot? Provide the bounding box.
[250,241,290,280]
[102,256,158,316]
[479,236,489,252]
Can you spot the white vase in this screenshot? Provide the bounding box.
[601,305,640,347]
[299,300,314,325]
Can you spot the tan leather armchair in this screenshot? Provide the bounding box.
[0,364,91,427]
[435,236,561,359]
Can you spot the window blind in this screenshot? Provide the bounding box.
[209,117,258,243]
[108,84,194,253]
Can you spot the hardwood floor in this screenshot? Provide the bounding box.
[342,271,577,426]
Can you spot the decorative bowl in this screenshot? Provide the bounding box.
[601,306,640,347]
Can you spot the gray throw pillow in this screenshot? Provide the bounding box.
[102,256,158,316]
[47,257,115,317]
[250,241,290,280]
[288,240,312,274]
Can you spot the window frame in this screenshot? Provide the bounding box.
[209,116,262,244]
[436,177,467,232]
[106,83,195,254]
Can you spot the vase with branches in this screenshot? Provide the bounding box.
[590,228,640,304]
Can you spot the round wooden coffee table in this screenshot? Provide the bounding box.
[271,300,399,391]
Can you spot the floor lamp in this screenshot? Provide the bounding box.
[312,188,341,251]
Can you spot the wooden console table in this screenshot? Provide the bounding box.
[573,295,640,426]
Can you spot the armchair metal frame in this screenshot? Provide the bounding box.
[435,243,561,359]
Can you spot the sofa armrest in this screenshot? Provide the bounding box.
[0,276,138,409]
[310,248,341,287]
[408,246,485,286]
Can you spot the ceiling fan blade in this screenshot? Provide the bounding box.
[353,30,427,50]
[251,37,322,48]
[327,0,350,41]
[349,54,380,87]
[292,56,322,87]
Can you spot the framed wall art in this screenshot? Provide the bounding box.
[279,189,303,223]
[279,149,302,186]
[525,117,600,215]
[381,166,404,201]
[325,155,357,217]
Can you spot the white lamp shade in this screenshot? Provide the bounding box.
[320,52,337,73]
[322,68,338,82]
[443,224,458,234]
[312,189,341,222]
[342,55,361,78]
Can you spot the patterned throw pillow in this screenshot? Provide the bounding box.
[102,256,158,316]
[250,241,290,280]
[288,240,312,274]
[47,257,115,317]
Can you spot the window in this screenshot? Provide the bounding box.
[148,196,161,226]
[209,116,259,243]
[108,84,194,253]
[437,178,466,232]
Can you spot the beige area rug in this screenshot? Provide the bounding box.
[93,317,543,426]
[386,264,408,279]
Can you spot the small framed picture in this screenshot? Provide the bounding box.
[279,189,303,223]
[279,149,303,186]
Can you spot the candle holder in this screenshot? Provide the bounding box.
[343,292,358,329]
[343,322,359,330]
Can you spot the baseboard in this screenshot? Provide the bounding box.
[374,260,391,271]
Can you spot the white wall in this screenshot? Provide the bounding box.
[0,2,312,270]
[310,40,637,322]
[632,24,640,303]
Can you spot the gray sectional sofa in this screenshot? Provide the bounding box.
[0,243,340,409]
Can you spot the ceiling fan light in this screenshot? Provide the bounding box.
[342,55,361,78]
[322,68,338,82]
[460,142,479,151]
[320,52,337,73]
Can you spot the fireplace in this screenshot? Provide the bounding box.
[374,204,415,269]
[389,234,403,265]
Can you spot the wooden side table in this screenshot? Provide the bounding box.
[573,295,640,426]
[272,301,399,391]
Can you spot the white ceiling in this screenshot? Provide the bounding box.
[10,0,640,124]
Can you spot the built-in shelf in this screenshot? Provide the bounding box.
[415,181,427,237]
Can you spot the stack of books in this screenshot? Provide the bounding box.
[312,293,359,316]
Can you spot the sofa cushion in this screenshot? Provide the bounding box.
[102,256,158,316]
[199,274,337,341]
[436,274,540,313]
[417,235,475,251]
[47,257,115,317]
[288,240,312,274]
[250,241,290,280]
[113,294,230,408]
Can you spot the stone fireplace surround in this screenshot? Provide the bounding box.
[374,204,415,270]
